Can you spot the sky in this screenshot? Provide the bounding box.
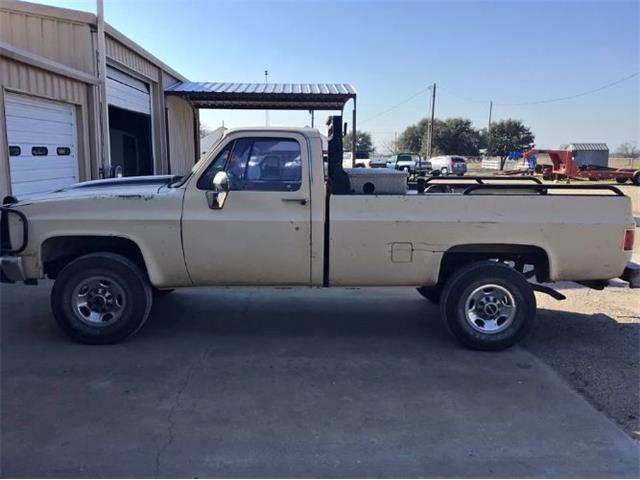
[38,0,639,152]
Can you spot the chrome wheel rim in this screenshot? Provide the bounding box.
[71,276,126,326]
[464,284,516,334]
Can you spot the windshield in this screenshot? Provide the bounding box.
[169,134,228,188]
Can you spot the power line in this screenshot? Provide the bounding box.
[360,84,433,124]
[441,72,638,107]
[495,72,638,106]
[439,86,489,104]
[360,71,637,129]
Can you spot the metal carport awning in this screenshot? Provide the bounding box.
[165,82,357,110]
[165,81,358,159]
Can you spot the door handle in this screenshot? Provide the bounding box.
[282,198,308,206]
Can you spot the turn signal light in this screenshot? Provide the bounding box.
[623,229,635,251]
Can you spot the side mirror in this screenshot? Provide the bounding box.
[205,171,229,209]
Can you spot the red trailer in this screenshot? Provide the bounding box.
[523,148,640,185]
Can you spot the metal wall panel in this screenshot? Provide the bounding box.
[165,95,196,175]
[105,35,159,81]
[0,9,95,75]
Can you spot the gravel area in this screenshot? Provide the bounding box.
[524,283,640,439]
[524,205,640,440]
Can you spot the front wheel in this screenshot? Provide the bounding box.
[51,253,153,344]
[416,286,442,304]
[633,171,640,186]
[615,177,628,184]
[440,261,536,351]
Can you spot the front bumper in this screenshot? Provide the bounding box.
[621,262,640,288]
[0,256,25,283]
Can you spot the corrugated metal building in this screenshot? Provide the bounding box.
[0,0,198,198]
[567,143,609,168]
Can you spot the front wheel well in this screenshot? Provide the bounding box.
[438,244,550,284]
[41,236,147,280]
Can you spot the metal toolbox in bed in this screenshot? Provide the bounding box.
[345,168,408,195]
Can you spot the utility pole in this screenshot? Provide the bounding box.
[264,70,269,126]
[427,83,436,159]
[488,100,493,129]
[96,0,111,177]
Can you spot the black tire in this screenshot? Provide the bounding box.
[153,287,175,297]
[632,171,640,186]
[440,261,536,351]
[51,253,152,344]
[416,285,442,304]
[615,177,628,184]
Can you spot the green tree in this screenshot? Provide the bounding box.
[398,118,481,157]
[343,130,374,153]
[429,118,482,157]
[486,119,535,169]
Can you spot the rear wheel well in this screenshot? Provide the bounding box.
[42,236,147,280]
[438,244,550,284]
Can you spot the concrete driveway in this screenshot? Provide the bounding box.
[1,283,638,478]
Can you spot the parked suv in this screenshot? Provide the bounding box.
[430,155,467,176]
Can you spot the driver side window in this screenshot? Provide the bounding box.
[197,137,302,192]
[197,141,234,189]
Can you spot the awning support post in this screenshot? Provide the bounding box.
[351,98,357,167]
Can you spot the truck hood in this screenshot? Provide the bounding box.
[10,175,181,206]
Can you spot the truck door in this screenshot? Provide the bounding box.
[181,133,312,286]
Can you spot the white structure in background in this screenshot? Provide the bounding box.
[481,158,519,170]
[200,127,227,159]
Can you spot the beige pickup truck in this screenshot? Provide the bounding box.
[1,122,637,350]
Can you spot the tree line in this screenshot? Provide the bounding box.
[397,118,535,169]
[347,118,536,170]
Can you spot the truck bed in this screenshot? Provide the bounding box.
[328,184,634,286]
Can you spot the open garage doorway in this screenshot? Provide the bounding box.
[108,106,153,177]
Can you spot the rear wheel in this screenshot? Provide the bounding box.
[441,167,449,176]
[616,177,628,184]
[51,253,152,344]
[633,171,640,186]
[440,261,536,351]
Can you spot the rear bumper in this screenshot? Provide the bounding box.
[0,256,25,283]
[621,262,640,288]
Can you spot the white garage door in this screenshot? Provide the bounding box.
[106,67,151,115]
[5,93,78,197]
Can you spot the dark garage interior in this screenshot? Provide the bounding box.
[108,106,154,177]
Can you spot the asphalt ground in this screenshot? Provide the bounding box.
[1,283,639,478]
